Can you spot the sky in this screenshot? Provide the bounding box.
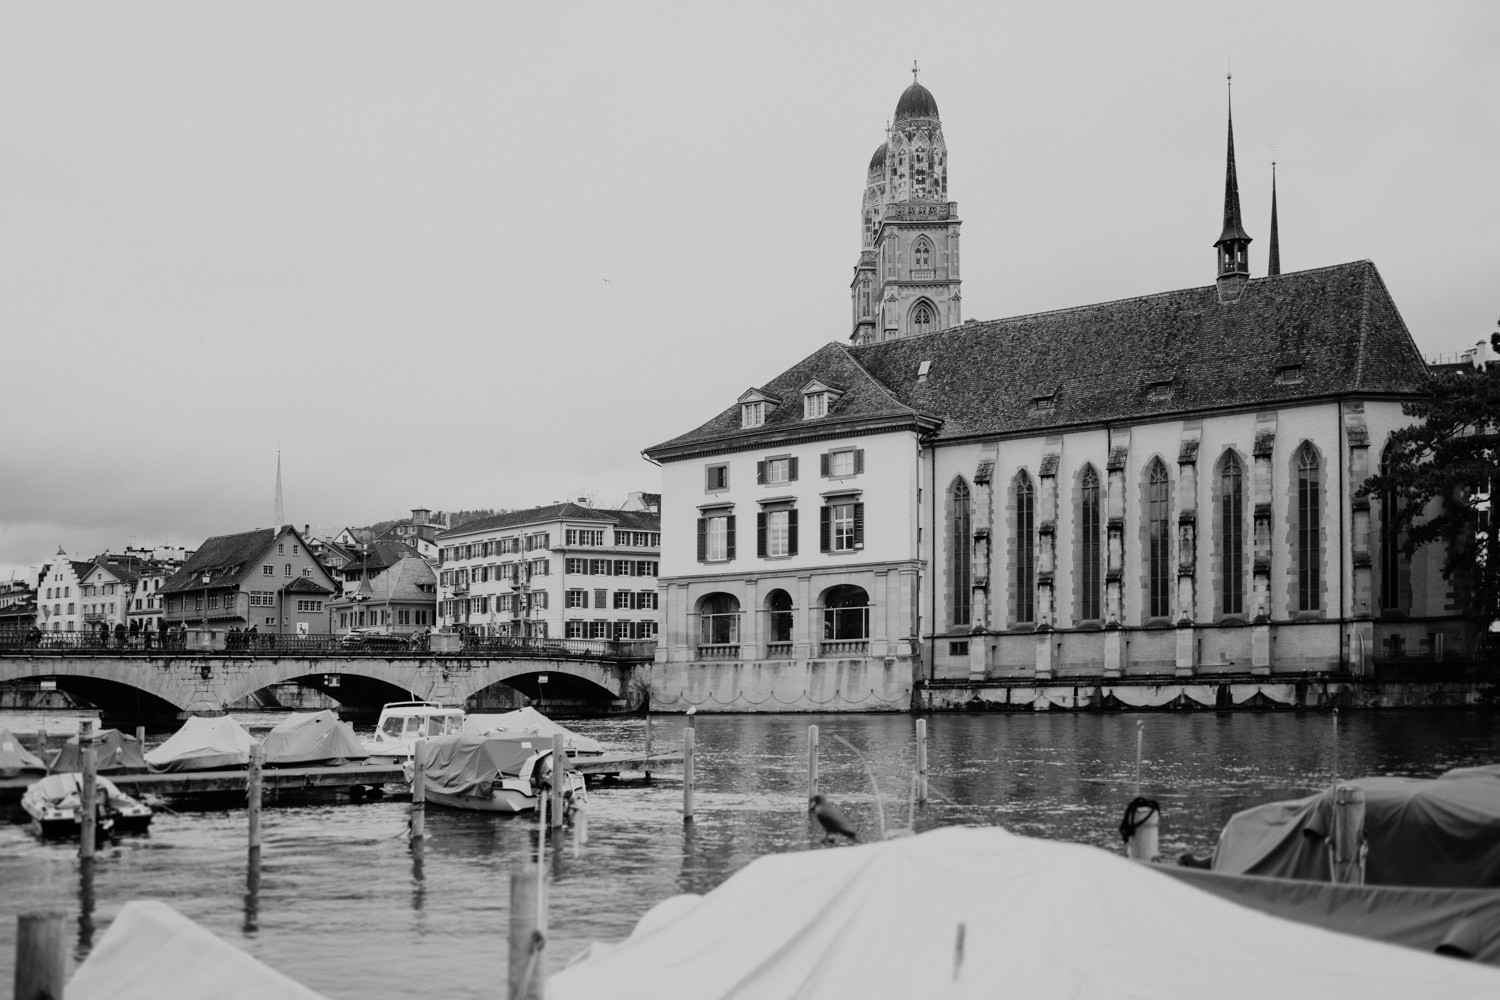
[2,1,1497,581]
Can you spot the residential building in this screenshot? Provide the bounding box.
[35,551,92,632]
[161,526,338,634]
[0,579,36,632]
[371,508,445,561]
[437,502,662,641]
[644,78,1465,703]
[329,554,439,634]
[79,560,141,633]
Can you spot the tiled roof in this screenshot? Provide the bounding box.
[438,503,660,539]
[91,561,142,586]
[162,529,274,593]
[648,261,1427,456]
[282,576,334,596]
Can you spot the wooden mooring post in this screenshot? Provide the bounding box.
[807,725,819,800]
[135,725,146,747]
[247,742,264,853]
[643,712,653,781]
[79,719,96,860]
[682,726,695,823]
[549,736,567,831]
[508,869,546,1000]
[14,911,67,1000]
[410,741,426,843]
[916,719,929,804]
[37,727,47,772]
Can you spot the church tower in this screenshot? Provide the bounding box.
[1214,77,1253,302]
[851,64,962,343]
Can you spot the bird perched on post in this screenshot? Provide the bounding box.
[809,794,859,844]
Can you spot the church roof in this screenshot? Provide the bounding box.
[894,82,939,122]
[646,261,1428,457]
[869,141,888,171]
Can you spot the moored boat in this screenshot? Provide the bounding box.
[405,734,586,814]
[21,772,117,840]
[363,701,465,761]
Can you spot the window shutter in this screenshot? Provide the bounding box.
[757,512,767,557]
[756,461,766,485]
[705,467,714,490]
[726,515,737,559]
[697,517,707,561]
[853,503,865,547]
[820,453,830,477]
[854,449,865,474]
[788,457,799,481]
[788,508,799,556]
[820,506,831,552]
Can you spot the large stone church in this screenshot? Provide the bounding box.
[644,74,1465,712]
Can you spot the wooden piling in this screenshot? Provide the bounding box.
[36,727,47,773]
[135,725,146,747]
[807,725,819,800]
[79,719,96,859]
[643,713,653,781]
[682,727,695,823]
[575,802,588,846]
[247,742,264,852]
[1134,720,1145,796]
[916,719,928,804]
[14,911,67,1000]
[549,736,566,831]
[508,869,546,1000]
[410,741,426,842]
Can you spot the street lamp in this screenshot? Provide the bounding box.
[201,570,211,641]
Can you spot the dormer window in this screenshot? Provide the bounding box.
[1275,365,1304,385]
[805,392,829,419]
[1147,380,1174,401]
[742,401,765,428]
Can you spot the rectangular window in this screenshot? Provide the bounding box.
[589,620,610,639]
[590,558,611,575]
[804,392,828,419]
[741,401,764,428]
[262,565,274,576]
[949,640,969,656]
[295,599,323,613]
[757,456,798,485]
[398,609,410,625]
[705,464,729,492]
[566,620,586,639]
[277,543,284,555]
[565,558,586,574]
[637,560,658,576]
[614,591,630,609]
[285,564,293,577]
[697,514,736,562]
[757,508,798,558]
[821,448,865,478]
[594,589,607,609]
[567,590,588,609]
[530,558,549,576]
[614,559,630,576]
[820,502,863,552]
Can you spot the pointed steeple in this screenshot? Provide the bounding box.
[272,452,285,532]
[1214,75,1252,301]
[1267,161,1281,277]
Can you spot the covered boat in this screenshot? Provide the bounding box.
[50,728,149,774]
[549,827,1500,1000]
[411,734,585,813]
[21,772,147,839]
[0,727,47,778]
[145,716,254,772]
[1211,771,1500,888]
[261,711,367,766]
[462,706,604,755]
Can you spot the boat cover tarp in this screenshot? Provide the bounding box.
[26,772,130,808]
[1156,865,1500,965]
[547,826,1500,1000]
[69,899,330,1000]
[50,728,149,773]
[419,734,545,797]
[261,711,368,766]
[144,716,254,772]
[1211,773,1500,887]
[463,707,604,754]
[0,727,46,777]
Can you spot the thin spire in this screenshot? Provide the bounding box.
[1268,161,1281,276]
[273,451,284,530]
[912,59,919,84]
[1217,74,1251,246]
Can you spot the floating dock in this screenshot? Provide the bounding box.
[0,751,683,804]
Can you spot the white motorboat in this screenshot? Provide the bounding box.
[404,734,587,814]
[362,701,466,761]
[21,772,152,840]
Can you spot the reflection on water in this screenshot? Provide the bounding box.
[1,708,1497,998]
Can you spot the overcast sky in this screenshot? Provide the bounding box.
[2,2,1496,581]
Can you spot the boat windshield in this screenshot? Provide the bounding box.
[380,717,404,738]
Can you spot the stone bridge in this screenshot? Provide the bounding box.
[0,653,645,718]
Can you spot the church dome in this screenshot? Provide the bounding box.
[868,141,888,171]
[894,82,939,122]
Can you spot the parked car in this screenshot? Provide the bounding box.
[340,627,406,652]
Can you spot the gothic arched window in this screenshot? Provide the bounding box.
[911,299,936,336]
[950,478,972,626]
[913,238,932,268]
[1379,445,1403,612]
[1296,444,1321,611]
[1146,458,1171,619]
[1079,465,1101,621]
[1015,472,1035,623]
[1220,452,1244,616]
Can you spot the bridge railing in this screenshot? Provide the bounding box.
[0,628,655,662]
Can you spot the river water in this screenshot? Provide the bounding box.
[1,708,1497,996]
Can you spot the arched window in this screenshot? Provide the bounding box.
[950,478,972,625]
[766,589,794,645]
[1015,472,1035,623]
[1079,465,1101,620]
[913,238,932,268]
[911,300,936,336]
[822,585,870,641]
[1220,453,1244,616]
[1379,444,1403,612]
[1297,444,1321,611]
[698,593,741,647]
[1146,459,1171,618]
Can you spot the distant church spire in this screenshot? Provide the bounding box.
[273,452,284,531]
[1214,75,1252,301]
[1267,161,1281,277]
